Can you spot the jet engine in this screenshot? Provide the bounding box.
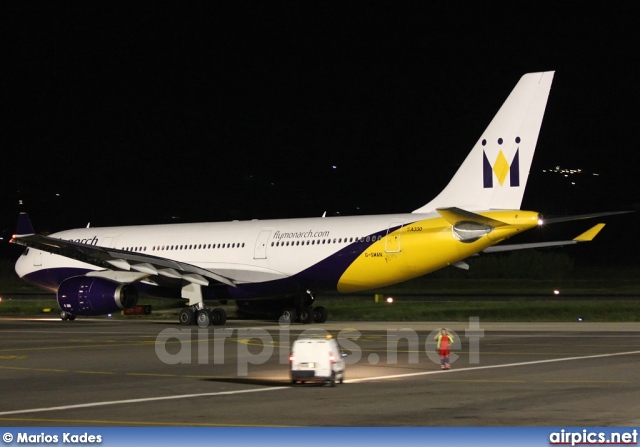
[57,276,138,317]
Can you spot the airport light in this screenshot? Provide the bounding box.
[386,297,394,304]
[553,290,560,295]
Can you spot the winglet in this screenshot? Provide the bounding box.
[14,212,35,237]
[573,223,605,242]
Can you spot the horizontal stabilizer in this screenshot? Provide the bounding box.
[483,240,578,253]
[542,210,633,224]
[14,212,35,237]
[483,224,606,253]
[573,223,605,241]
[437,207,507,227]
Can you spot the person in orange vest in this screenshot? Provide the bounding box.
[434,328,454,370]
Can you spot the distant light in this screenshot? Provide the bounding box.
[107,314,112,318]
[553,290,560,295]
[386,297,394,304]
[537,218,544,226]
[578,317,583,322]
[332,165,337,169]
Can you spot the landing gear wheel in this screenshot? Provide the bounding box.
[330,372,336,387]
[313,306,328,323]
[196,308,212,327]
[60,311,75,321]
[281,308,297,324]
[211,307,227,326]
[179,308,195,325]
[299,306,315,324]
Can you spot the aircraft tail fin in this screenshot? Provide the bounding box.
[14,212,35,237]
[413,71,554,214]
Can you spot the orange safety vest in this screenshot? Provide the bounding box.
[436,333,453,350]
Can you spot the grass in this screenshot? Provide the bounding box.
[2,294,639,323]
[313,297,640,322]
[2,260,639,322]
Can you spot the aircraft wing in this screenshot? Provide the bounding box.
[10,230,237,288]
[483,223,605,253]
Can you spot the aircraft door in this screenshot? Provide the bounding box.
[385,221,404,253]
[34,251,42,267]
[254,230,272,259]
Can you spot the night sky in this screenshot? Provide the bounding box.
[3,3,639,263]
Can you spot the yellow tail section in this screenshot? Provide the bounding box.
[337,211,540,293]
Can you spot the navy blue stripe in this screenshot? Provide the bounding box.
[510,148,520,187]
[483,151,493,188]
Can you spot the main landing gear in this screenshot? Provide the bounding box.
[280,290,328,324]
[178,282,226,327]
[178,305,227,327]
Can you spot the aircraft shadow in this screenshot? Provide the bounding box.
[204,377,292,387]
[204,377,336,387]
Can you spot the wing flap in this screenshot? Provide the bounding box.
[11,231,237,288]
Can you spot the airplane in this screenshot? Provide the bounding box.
[9,71,620,326]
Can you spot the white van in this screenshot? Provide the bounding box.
[289,337,346,386]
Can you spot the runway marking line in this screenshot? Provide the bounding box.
[0,349,639,417]
[0,416,287,427]
[543,380,629,383]
[345,349,640,383]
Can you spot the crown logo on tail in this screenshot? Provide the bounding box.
[483,147,520,188]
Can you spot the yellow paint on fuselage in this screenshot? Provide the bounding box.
[337,210,539,292]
